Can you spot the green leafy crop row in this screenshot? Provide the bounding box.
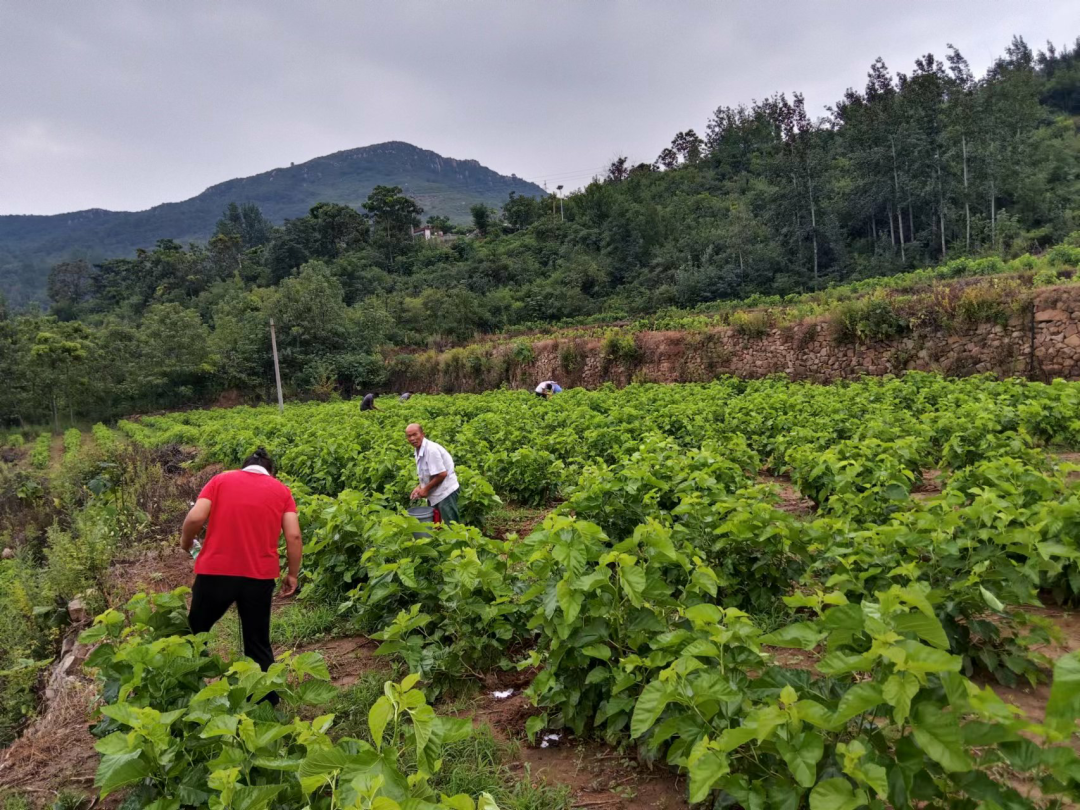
[124,373,1080,807]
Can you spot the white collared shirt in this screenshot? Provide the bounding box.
[414,438,459,505]
[242,465,271,476]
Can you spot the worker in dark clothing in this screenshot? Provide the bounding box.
[360,393,378,411]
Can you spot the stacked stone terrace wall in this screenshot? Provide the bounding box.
[388,285,1080,393]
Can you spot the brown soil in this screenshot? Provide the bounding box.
[982,605,1080,729]
[1055,452,1080,482]
[48,435,63,471]
[0,678,103,804]
[278,636,386,687]
[515,741,688,810]
[0,445,24,465]
[763,646,821,671]
[759,474,815,516]
[465,670,689,810]
[105,545,196,603]
[911,468,944,502]
[488,503,557,542]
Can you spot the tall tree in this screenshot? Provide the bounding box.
[362,186,423,264]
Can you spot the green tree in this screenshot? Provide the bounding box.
[426,214,453,233]
[502,193,540,231]
[362,185,423,264]
[137,304,213,407]
[470,204,493,235]
[214,202,274,250]
[30,325,90,431]
[309,202,370,258]
[46,259,94,320]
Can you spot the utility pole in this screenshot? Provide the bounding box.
[269,318,284,414]
[557,185,564,222]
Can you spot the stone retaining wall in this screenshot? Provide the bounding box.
[388,285,1080,393]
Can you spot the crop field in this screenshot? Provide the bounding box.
[87,373,1080,809]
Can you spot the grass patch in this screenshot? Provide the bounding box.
[327,671,398,743]
[271,601,341,647]
[0,793,32,810]
[436,726,572,810]
[329,675,570,810]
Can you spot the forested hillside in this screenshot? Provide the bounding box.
[0,142,544,305]
[2,35,1080,427]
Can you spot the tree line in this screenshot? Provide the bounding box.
[2,35,1079,428]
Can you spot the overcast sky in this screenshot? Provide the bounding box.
[1,1,1077,216]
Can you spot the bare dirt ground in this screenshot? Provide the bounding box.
[279,636,387,687]
[105,545,196,602]
[1056,452,1080,483]
[911,468,944,500]
[468,671,689,810]
[488,503,558,542]
[0,678,102,803]
[759,474,815,516]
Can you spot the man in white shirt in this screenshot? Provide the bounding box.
[405,423,460,524]
[534,380,563,398]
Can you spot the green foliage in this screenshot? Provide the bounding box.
[557,341,585,374]
[629,588,1080,807]
[953,279,1030,326]
[0,794,31,810]
[49,791,87,810]
[599,332,640,369]
[728,311,772,338]
[45,370,1080,808]
[79,590,501,810]
[7,38,1080,424]
[334,518,525,686]
[830,293,907,343]
[62,428,81,462]
[30,434,51,469]
[509,340,535,366]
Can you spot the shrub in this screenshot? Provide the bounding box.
[439,348,469,390]
[464,347,493,381]
[510,339,535,366]
[1007,253,1040,273]
[729,311,771,338]
[1047,243,1080,268]
[62,428,82,462]
[1034,267,1061,287]
[830,294,907,343]
[599,332,640,373]
[386,352,416,378]
[954,279,1029,326]
[30,434,51,469]
[558,340,586,374]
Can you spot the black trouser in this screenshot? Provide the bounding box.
[189,574,278,704]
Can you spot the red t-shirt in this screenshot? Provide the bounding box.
[194,470,297,579]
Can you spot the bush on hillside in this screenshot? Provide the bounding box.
[830,293,907,343]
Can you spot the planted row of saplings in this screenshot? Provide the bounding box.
[288,450,1080,808]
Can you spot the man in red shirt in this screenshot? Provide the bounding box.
[180,448,302,695]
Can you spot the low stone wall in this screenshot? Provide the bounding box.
[388,285,1080,393]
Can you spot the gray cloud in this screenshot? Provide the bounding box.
[1,0,1077,215]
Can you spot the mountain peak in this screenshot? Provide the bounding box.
[0,144,545,304]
